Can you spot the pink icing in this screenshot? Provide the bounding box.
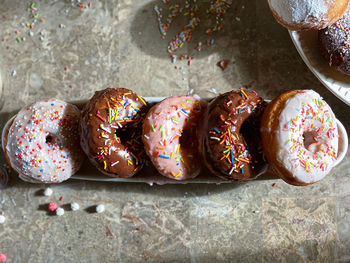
[143,95,206,180]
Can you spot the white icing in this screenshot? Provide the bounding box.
[269,0,332,25]
[276,90,338,184]
[6,99,84,183]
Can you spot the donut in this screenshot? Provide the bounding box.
[260,90,339,186]
[80,88,149,178]
[268,0,348,31]
[142,95,207,180]
[319,2,350,75]
[204,89,267,181]
[3,99,84,183]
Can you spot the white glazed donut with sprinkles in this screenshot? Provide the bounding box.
[4,99,84,183]
[261,90,339,186]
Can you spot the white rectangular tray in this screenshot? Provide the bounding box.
[2,97,348,185]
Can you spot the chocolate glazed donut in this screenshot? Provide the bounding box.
[80,88,149,177]
[204,89,266,181]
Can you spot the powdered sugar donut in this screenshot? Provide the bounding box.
[261,90,339,186]
[4,99,84,183]
[268,0,348,30]
[142,95,207,180]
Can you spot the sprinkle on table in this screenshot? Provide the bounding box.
[44,187,53,196]
[0,253,7,262]
[217,59,230,71]
[154,0,232,63]
[0,215,5,224]
[48,202,58,212]
[71,202,80,211]
[96,204,105,213]
[56,207,64,216]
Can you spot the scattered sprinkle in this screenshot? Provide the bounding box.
[96,204,105,213]
[217,59,230,70]
[56,207,64,216]
[43,187,53,196]
[71,202,80,211]
[154,0,232,63]
[48,202,58,212]
[208,88,218,95]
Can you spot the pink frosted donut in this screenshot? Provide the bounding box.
[142,95,206,180]
[4,99,84,183]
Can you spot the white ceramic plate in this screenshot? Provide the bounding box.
[289,30,350,106]
[2,97,348,185]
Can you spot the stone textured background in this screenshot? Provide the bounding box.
[0,0,349,262]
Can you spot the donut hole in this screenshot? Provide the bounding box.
[240,121,255,150]
[179,121,194,148]
[240,119,265,169]
[179,131,189,145]
[45,134,57,145]
[240,122,249,136]
[115,128,132,145]
[303,130,320,153]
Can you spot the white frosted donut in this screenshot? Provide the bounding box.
[274,90,338,184]
[5,99,84,183]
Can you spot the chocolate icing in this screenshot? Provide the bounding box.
[204,89,266,181]
[319,2,350,76]
[80,88,149,177]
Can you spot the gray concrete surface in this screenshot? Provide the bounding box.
[0,0,349,262]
